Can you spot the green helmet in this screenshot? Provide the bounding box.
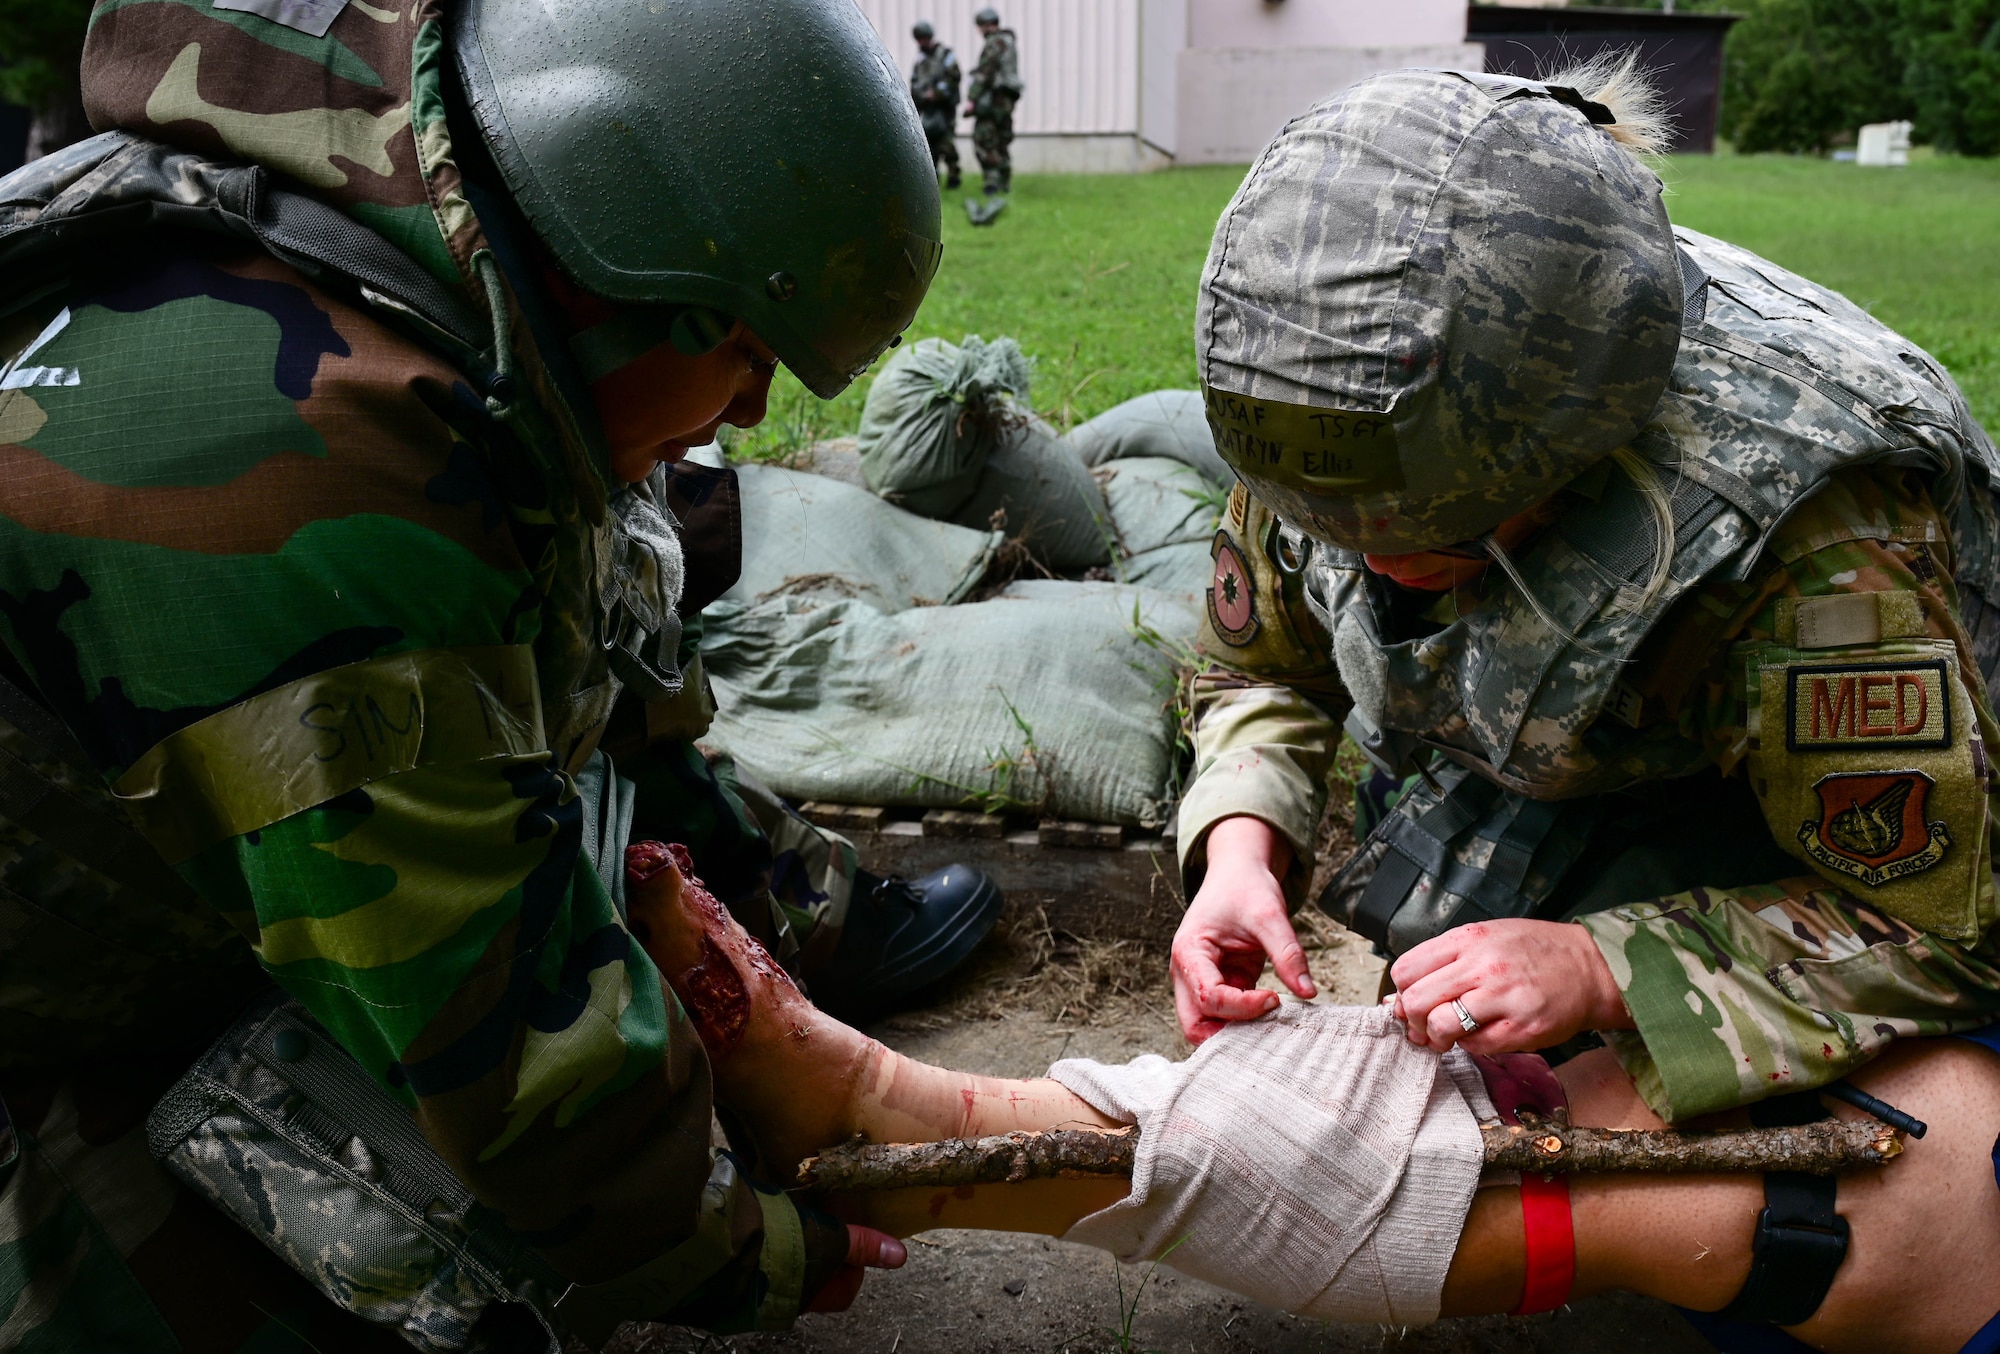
[452,0,943,398]
[913,20,935,39]
[1198,69,1682,554]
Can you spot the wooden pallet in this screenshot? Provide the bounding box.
[799,802,1184,949]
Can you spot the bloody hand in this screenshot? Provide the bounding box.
[1170,816,1316,1043]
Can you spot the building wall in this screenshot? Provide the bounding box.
[1173,40,1486,164]
[855,0,1140,135]
[1186,0,1468,50]
[849,0,1479,169]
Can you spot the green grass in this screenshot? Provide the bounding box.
[1659,154,2000,430]
[735,153,2000,458]
[732,167,1247,458]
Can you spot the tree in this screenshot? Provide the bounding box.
[1719,0,1913,153]
[1899,0,2000,155]
[0,0,95,163]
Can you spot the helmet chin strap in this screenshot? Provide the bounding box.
[569,305,732,383]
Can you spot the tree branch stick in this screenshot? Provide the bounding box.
[798,1117,1902,1191]
[1481,1116,1903,1175]
[799,1128,1138,1190]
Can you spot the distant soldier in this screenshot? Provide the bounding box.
[964,6,1022,195]
[910,21,962,188]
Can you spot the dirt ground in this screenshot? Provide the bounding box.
[606,911,1721,1354]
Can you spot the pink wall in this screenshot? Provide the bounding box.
[1188,0,1466,50]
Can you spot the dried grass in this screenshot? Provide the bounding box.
[889,906,1171,1031]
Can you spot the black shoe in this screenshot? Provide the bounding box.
[946,169,962,189]
[809,865,1003,1021]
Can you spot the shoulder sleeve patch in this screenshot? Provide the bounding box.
[1752,639,1988,939]
[1207,533,1259,646]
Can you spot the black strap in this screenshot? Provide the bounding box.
[1350,773,1499,946]
[1351,846,1421,947]
[1716,1094,1850,1326]
[1679,245,1710,329]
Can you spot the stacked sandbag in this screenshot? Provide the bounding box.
[695,372,1244,827]
[1121,541,1215,598]
[725,463,1000,613]
[855,336,1029,516]
[701,582,1197,826]
[1093,455,1222,601]
[1097,456,1218,555]
[857,337,1109,570]
[1068,389,1230,484]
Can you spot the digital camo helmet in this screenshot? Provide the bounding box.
[452,0,943,398]
[1197,68,1683,554]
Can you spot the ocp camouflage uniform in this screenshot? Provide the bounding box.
[1186,220,2000,1125]
[910,44,962,179]
[0,0,857,1346]
[967,28,1021,194]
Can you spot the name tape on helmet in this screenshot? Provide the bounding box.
[1201,387,1403,495]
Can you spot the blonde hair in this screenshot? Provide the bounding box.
[1610,445,1678,611]
[1546,49,1676,158]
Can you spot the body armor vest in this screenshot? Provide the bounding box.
[1314,228,2000,952]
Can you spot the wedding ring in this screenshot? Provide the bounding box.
[1452,998,1480,1034]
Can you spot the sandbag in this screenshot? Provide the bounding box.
[1068,390,1230,484]
[700,583,1199,825]
[1097,455,1220,557]
[948,420,1110,570]
[855,336,1033,517]
[1121,540,1215,598]
[725,463,1000,613]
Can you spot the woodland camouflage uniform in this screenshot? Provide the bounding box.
[910,41,961,178]
[0,0,866,1347]
[1186,70,2000,1126]
[966,27,1021,193]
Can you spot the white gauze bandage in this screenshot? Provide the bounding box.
[1049,1003,1493,1324]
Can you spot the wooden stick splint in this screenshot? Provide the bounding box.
[798,1116,1904,1191]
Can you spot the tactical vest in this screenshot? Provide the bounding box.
[1316,228,2000,952]
[0,132,689,1067]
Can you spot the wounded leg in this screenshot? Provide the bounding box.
[626,842,2000,1344]
[622,841,1117,1181]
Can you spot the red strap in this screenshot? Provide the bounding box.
[1511,1172,1576,1315]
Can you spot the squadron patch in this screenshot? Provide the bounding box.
[1785,659,1950,752]
[1207,535,1258,646]
[1798,770,1952,886]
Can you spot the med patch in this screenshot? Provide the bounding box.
[1786,660,1950,752]
[1754,638,1986,939]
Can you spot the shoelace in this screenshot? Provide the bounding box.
[868,875,925,910]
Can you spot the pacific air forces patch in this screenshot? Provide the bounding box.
[1798,770,1951,887]
[1754,639,1987,939]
